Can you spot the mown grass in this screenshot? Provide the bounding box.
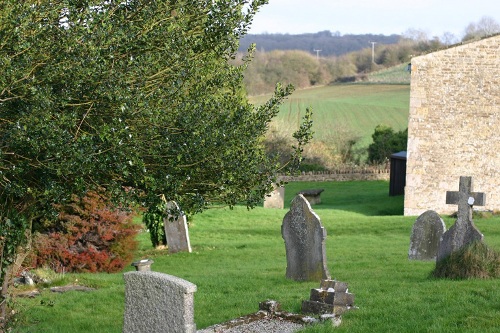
[250,84,410,149]
[11,181,500,332]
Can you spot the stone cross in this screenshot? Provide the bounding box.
[437,176,485,262]
[281,194,330,281]
[445,176,485,222]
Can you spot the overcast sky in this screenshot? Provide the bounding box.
[248,0,500,39]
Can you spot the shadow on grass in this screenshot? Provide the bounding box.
[283,180,404,216]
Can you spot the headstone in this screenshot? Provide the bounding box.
[437,176,485,262]
[264,186,285,209]
[123,271,197,333]
[281,194,330,281]
[408,210,446,260]
[164,201,192,254]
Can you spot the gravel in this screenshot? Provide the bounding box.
[197,317,304,333]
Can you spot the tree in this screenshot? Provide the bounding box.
[367,125,407,164]
[462,16,500,41]
[0,0,312,323]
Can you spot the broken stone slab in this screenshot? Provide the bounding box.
[302,279,355,316]
[320,279,348,292]
[301,300,334,315]
[333,292,355,306]
[309,288,335,304]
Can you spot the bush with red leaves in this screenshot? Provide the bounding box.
[30,192,140,273]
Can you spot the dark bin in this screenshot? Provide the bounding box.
[389,151,407,196]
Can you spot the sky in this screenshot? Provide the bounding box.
[248,0,500,39]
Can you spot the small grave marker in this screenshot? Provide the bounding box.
[437,176,485,262]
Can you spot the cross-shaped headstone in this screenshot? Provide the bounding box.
[445,176,485,222]
[437,176,486,262]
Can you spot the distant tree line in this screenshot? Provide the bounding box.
[239,31,401,57]
[239,37,432,95]
[240,17,500,96]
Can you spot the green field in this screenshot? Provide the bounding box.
[11,181,500,332]
[250,84,410,148]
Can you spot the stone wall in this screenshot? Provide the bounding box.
[404,35,500,216]
[282,167,390,182]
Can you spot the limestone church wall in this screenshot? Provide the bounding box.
[404,35,500,216]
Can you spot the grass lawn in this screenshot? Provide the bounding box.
[11,180,500,332]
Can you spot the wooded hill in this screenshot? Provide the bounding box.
[239,31,401,56]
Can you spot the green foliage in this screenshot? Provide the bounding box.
[0,210,28,325]
[0,212,28,274]
[433,241,500,279]
[142,202,167,248]
[367,124,408,164]
[0,0,313,317]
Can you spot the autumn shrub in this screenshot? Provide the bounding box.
[30,192,140,273]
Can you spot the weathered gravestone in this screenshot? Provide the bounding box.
[264,186,285,209]
[437,176,485,262]
[164,201,192,254]
[123,271,197,333]
[409,210,446,260]
[281,194,330,281]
